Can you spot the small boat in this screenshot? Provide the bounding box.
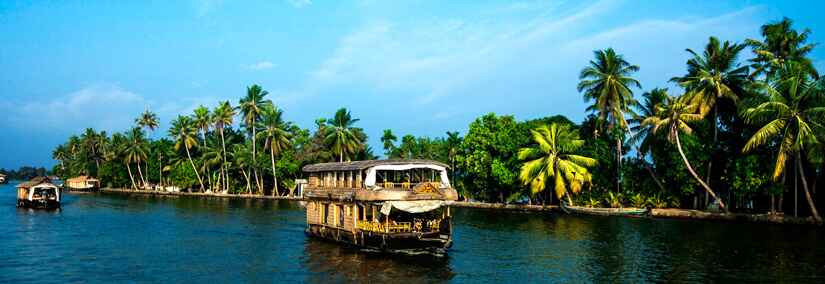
[302,159,458,255]
[65,175,100,192]
[561,201,649,217]
[0,173,7,184]
[16,177,61,209]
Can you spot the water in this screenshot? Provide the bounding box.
[1,181,823,283]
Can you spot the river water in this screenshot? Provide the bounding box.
[1,182,823,283]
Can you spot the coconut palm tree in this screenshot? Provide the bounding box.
[169,115,204,192]
[642,95,727,211]
[123,127,149,189]
[746,17,818,79]
[231,143,254,194]
[629,88,669,191]
[52,145,68,172]
[671,37,748,196]
[577,48,641,193]
[446,131,462,185]
[239,84,272,193]
[324,108,363,162]
[193,105,211,147]
[518,123,597,205]
[213,101,235,192]
[136,109,160,187]
[741,62,822,222]
[258,105,292,196]
[381,129,397,157]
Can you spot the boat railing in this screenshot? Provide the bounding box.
[378,181,443,191]
[356,219,442,233]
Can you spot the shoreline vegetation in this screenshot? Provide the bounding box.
[51,18,825,224]
[93,187,821,225]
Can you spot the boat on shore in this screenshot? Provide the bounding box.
[302,159,458,255]
[16,176,61,209]
[65,175,100,192]
[561,201,649,217]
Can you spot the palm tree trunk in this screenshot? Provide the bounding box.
[185,146,204,192]
[616,137,622,193]
[136,160,146,189]
[795,160,798,217]
[340,149,344,163]
[270,145,279,197]
[796,152,822,222]
[252,126,262,195]
[220,128,229,192]
[675,131,726,211]
[158,152,163,189]
[644,163,666,192]
[126,163,137,190]
[241,169,251,194]
[705,106,718,208]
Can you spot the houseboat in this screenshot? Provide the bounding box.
[16,177,61,209]
[65,175,100,192]
[0,173,7,184]
[302,159,458,254]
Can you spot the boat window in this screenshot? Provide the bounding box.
[323,203,330,225]
[338,205,344,227]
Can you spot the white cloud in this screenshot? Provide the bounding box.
[246,61,276,70]
[286,0,312,8]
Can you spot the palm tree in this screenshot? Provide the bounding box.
[324,108,363,162]
[671,37,748,197]
[446,131,462,186]
[123,128,149,189]
[741,62,822,222]
[381,129,397,157]
[258,105,292,196]
[136,109,160,187]
[629,88,668,191]
[110,133,137,189]
[231,143,254,194]
[52,145,68,172]
[577,48,641,193]
[193,105,211,147]
[239,84,272,193]
[213,101,236,193]
[81,128,104,175]
[169,115,205,192]
[518,123,597,205]
[642,95,727,211]
[746,17,818,79]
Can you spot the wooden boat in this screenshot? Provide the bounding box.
[561,201,649,217]
[16,177,61,209]
[302,159,458,255]
[65,175,100,192]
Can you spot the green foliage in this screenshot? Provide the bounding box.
[606,192,624,208]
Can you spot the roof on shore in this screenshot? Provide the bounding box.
[302,159,449,172]
[66,175,99,182]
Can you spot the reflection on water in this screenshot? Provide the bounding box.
[1,182,823,283]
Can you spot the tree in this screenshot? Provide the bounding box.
[213,101,235,192]
[258,105,292,196]
[239,84,272,193]
[518,123,596,205]
[193,105,211,147]
[169,115,204,191]
[136,109,160,187]
[324,108,363,162]
[381,129,397,157]
[671,36,748,196]
[643,95,727,211]
[741,62,822,221]
[577,48,641,193]
[123,128,149,189]
[629,88,669,192]
[746,17,818,80]
[446,131,462,186]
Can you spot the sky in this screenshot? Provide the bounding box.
[1,0,824,169]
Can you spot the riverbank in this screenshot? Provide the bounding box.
[93,188,820,226]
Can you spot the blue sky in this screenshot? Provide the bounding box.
[1,0,823,169]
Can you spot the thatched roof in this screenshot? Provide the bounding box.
[66,175,99,183]
[303,159,449,172]
[17,176,52,189]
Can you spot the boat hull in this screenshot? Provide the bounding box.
[561,202,649,217]
[306,223,452,255]
[17,199,61,209]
